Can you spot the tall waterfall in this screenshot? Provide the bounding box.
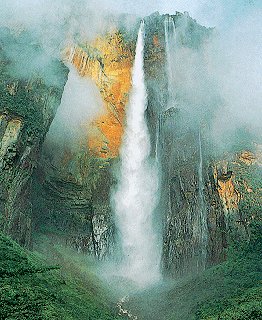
[197,129,208,269]
[164,16,177,107]
[113,21,161,287]
[163,16,208,274]
[156,16,177,161]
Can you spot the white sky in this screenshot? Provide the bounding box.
[96,0,261,28]
[2,0,261,30]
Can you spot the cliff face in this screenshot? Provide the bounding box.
[33,30,136,259]
[215,150,261,239]
[1,14,260,279]
[0,29,68,246]
[143,13,215,276]
[0,81,67,247]
[142,13,261,277]
[70,32,134,158]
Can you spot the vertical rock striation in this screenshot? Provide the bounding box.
[0,28,68,246]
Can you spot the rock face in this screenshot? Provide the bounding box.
[32,29,136,258]
[69,32,135,158]
[143,13,260,277]
[143,13,211,276]
[1,14,260,279]
[0,28,68,247]
[33,153,115,259]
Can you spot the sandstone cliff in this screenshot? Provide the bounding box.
[0,28,68,246]
[0,14,260,279]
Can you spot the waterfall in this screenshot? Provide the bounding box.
[155,16,176,163]
[155,113,162,162]
[197,129,208,269]
[113,21,161,287]
[156,16,177,162]
[68,45,76,63]
[164,16,177,107]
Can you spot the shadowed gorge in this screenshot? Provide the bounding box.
[0,1,261,319]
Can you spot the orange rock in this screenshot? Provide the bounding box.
[239,151,256,165]
[214,164,240,211]
[217,176,240,210]
[153,35,160,47]
[67,32,133,158]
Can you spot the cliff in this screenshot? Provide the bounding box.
[142,12,261,277]
[0,13,261,280]
[69,31,134,158]
[0,28,68,247]
[32,28,137,259]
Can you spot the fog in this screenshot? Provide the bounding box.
[0,0,130,85]
[1,0,261,297]
[46,65,103,148]
[1,1,261,148]
[158,6,262,153]
[211,11,262,148]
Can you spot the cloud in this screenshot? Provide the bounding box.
[0,0,120,84]
[77,0,261,28]
[161,2,261,152]
[1,0,261,150]
[45,64,104,152]
[210,7,262,147]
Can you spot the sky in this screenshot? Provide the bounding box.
[94,0,261,28]
[2,0,261,29]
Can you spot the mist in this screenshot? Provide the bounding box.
[210,10,262,149]
[0,0,128,86]
[0,1,261,319]
[1,0,261,142]
[44,65,103,160]
[1,0,261,296]
[157,5,262,153]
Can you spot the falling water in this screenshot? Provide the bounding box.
[155,113,162,162]
[164,16,177,107]
[68,45,76,63]
[156,16,177,162]
[197,129,208,269]
[113,21,161,287]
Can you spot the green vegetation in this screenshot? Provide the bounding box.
[193,220,262,320]
[0,233,122,320]
[0,66,65,139]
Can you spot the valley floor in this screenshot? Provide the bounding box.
[0,226,261,320]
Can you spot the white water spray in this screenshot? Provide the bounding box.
[113,21,161,287]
